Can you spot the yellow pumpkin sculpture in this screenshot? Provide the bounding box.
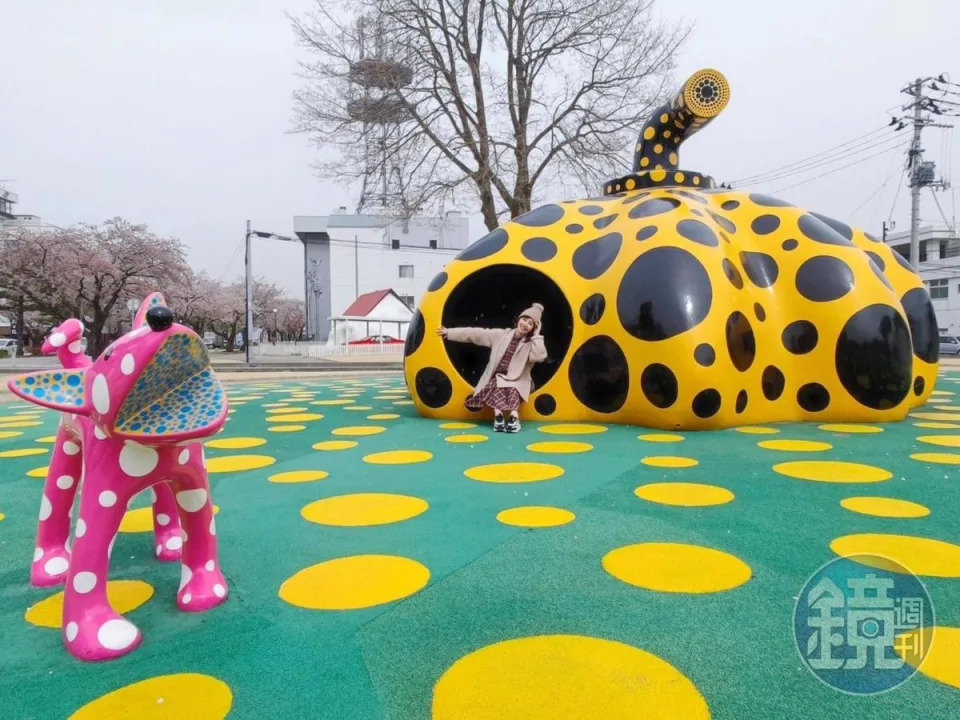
[404,68,940,430]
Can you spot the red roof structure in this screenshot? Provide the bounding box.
[342,289,404,317]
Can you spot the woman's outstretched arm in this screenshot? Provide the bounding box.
[438,326,505,348]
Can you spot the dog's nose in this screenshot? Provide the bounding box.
[146,306,174,332]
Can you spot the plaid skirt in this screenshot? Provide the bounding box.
[465,383,522,412]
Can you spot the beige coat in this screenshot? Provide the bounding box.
[445,327,548,400]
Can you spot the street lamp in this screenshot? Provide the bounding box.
[244,220,299,364]
[272,308,278,344]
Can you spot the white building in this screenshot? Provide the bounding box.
[884,223,960,334]
[293,210,470,341]
[0,186,51,230]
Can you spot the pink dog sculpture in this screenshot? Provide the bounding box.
[29,294,184,588]
[8,296,229,661]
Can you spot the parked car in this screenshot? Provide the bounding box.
[349,335,404,345]
[0,338,17,358]
[940,334,960,356]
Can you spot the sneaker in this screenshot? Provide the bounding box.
[493,414,506,432]
[505,416,521,433]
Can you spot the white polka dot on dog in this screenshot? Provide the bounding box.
[63,441,80,456]
[91,374,111,414]
[73,571,97,594]
[176,489,207,513]
[205,560,215,572]
[119,441,158,477]
[156,513,170,526]
[209,517,216,536]
[98,490,117,508]
[39,495,52,521]
[56,474,75,490]
[97,619,138,651]
[65,622,79,642]
[182,593,192,604]
[213,584,226,598]
[68,340,83,354]
[94,426,107,440]
[165,536,183,551]
[178,448,190,465]
[33,547,44,562]
[120,353,136,375]
[76,518,87,537]
[49,331,67,348]
[44,556,69,576]
[179,565,192,591]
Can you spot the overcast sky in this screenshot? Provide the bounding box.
[2,0,957,298]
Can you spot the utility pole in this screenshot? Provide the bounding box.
[908,78,923,268]
[244,219,253,364]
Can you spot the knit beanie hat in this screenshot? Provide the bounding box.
[519,302,544,328]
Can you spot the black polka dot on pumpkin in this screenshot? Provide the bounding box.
[725,311,756,372]
[427,272,448,292]
[641,363,678,408]
[568,335,629,413]
[709,212,736,234]
[913,376,925,396]
[534,394,557,415]
[782,320,818,354]
[720,232,732,244]
[762,365,785,400]
[797,383,830,412]
[617,247,713,341]
[673,189,709,205]
[521,237,558,262]
[754,303,766,321]
[579,294,606,325]
[782,239,798,251]
[722,258,744,289]
[721,200,740,211]
[865,251,885,271]
[900,288,939,363]
[457,228,509,261]
[572,232,622,280]
[865,231,881,243]
[692,389,722,418]
[835,304,912,410]
[593,214,618,230]
[751,215,781,235]
[622,192,652,205]
[415,367,452,408]
[893,251,917,273]
[735,390,748,413]
[627,197,681,220]
[797,214,853,247]
[870,260,893,290]
[810,212,853,241]
[694,343,715,367]
[749,193,793,207]
[690,209,704,217]
[566,223,584,234]
[636,226,658,241]
[676,219,719,247]
[795,256,855,302]
[513,204,565,227]
[579,205,604,215]
[404,311,425,357]
[739,251,779,288]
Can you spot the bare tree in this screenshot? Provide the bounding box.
[291,0,690,230]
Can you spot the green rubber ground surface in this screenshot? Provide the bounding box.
[1,372,959,719]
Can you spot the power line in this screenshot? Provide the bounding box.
[765,142,909,196]
[849,165,901,218]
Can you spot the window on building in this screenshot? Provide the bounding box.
[391,238,400,250]
[429,239,438,249]
[399,264,414,278]
[920,244,928,262]
[399,295,415,309]
[940,240,948,259]
[927,278,948,299]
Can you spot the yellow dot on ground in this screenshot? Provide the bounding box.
[910,412,960,421]
[603,542,751,593]
[917,435,960,447]
[268,470,329,484]
[312,440,358,451]
[914,422,960,429]
[278,554,430,610]
[818,424,884,434]
[641,456,698,468]
[26,580,154,628]
[446,434,489,444]
[431,634,710,720]
[931,390,955,396]
[0,447,48,458]
[0,421,42,428]
[229,402,246,407]
[34,435,58,444]
[758,439,832,452]
[635,482,734,507]
[911,452,960,465]
[638,433,684,442]
[0,512,4,521]
[331,426,385,437]
[344,405,373,411]
[496,506,575,528]
[302,493,427,526]
[363,450,432,465]
[464,462,564,483]
[897,626,960,689]
[367,413,400,420]
[310,399,354,406]
[268,425,306,433]
[68,673,233,720]
[205,455,276,473]
[0,430,23,439]
[27,466,49,478]
[227,395,262,401]
[204,437,266,450]
[734,426,779,434]
[393,400,414,406]
[266,413,324,423]
[265,406,307,413]
[538,424,607,435]
[262,402,290,408]
[840,496,930,519]
[773,460,891,483]
[526,441,593,453]
[830,533,960,577]
[440,422,477,430]
[119,504,221,532]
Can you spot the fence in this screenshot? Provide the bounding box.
[253,341,403,358]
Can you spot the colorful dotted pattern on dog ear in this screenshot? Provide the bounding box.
[115,334,225,436]
[11,370,86,408]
